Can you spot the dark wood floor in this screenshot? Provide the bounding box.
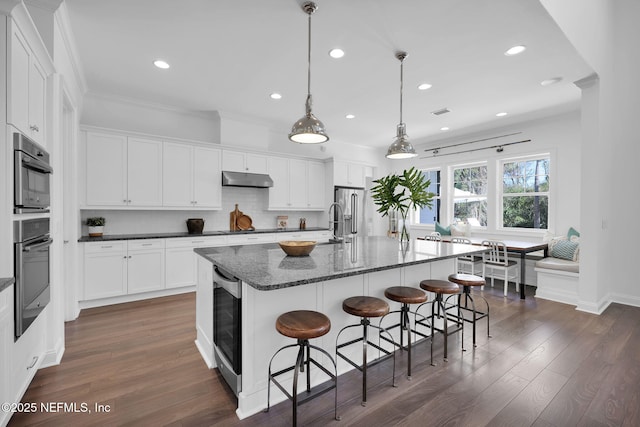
[8,284,640,427]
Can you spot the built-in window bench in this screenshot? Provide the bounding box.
[534,257,580,306]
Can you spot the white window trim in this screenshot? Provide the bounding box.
[497,153,551,233]
[411,168,441,227]
[450,161,488,230]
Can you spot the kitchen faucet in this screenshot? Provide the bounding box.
[328,202,345,243]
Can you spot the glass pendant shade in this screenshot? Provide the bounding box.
[386,123,417,159]
[289,94,328,143]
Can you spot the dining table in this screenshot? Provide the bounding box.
[422,235,548,299]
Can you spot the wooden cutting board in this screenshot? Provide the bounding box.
[230,204,242,231]
[237,214,254,230]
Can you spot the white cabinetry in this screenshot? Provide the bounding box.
[85,132,163,207]
[166,236,227,289]
[268,157,326,210]
[83,239,165,300]
[1,285,13,427]
[222,150,268,173]
[334,160,368,188]
[163,143,221,208]
[11,308,45,413]
[84,241,127,299]
[8,20,48,146]
[127,240,165,294]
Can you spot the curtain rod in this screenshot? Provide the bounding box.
[419,139,531,158]
[426,131,522,153]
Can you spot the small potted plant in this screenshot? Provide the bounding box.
[86,217,106,237]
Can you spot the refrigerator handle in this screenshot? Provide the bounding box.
[351,193,358,234]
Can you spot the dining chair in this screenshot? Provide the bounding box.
[451,237,481,275]
[424,231,442,241]
[481,240,519,296]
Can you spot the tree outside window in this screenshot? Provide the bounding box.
[453,165,488,226]
[501,157,549,229]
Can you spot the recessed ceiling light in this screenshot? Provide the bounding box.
[440,127,449,131]
[329,48,344,59]
[153,59,170,69]
[496,112,508,117]
[270,93,282,100]
[345,114,355,119]
[504,45,526,56]
[418,83,432,90]
[541,77,563,86]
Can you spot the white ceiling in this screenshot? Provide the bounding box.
[64,0,593,149]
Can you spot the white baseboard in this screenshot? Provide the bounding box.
[78,286,195,310]
[40,337,65,368]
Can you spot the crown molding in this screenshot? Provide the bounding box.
[53,1,87,94]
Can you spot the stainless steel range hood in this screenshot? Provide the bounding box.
[221,171,273,188]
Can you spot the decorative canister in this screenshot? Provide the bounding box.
[186,218,205,234]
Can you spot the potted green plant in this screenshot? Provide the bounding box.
[86,217,106,237]
[371,167,434,244]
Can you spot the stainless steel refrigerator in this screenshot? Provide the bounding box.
[334,186,365,240]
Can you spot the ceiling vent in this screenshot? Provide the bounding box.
[431,108,450,116]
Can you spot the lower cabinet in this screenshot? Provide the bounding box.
[83,239,165,300]
[82,231,327,305]
[1,284,14,427]
[165,236,228,289]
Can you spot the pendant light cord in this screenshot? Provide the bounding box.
[307,11,312,97]
[399,56,404,124]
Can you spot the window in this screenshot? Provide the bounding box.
[415,170,440,225]
[453,164,488,226]
[501,157,549,229]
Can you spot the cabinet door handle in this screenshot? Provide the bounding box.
[101,245,113,249]
[30,125,39,132]
[142,243,152,246]
[27,356,39,370]
[128,255,132,259]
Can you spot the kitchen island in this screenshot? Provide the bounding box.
[195,236,487,419]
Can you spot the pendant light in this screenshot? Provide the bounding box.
[289,2,329,144]
[386,52,417,159]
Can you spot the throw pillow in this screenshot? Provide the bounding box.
[547,236,566,254]
[551,239,580,261]
[435,222,451,236]
[450,224,465,236]
[567,227,580,239]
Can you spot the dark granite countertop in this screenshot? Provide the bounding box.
[78,227,329,242]
[195,236,488,291]
[0,277,15,293]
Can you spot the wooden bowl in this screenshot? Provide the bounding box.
[278,240,317,256]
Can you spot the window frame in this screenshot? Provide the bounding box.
[451,161,488,229]
[411,168,442,226]
[498,153,551,231]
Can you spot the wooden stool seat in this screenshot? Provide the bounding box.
[276,310,331,340]
[448,273,486,287]
[420,279,460,294]
[384,286,428,305]
[342,296,389,318]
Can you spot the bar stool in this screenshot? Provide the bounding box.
[379,286,428,379]
[448,273,491,347]
[415,279,463,365]
[335,296,397,406]
[266,310,339,426]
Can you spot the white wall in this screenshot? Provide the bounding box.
[381,112,581,242]
[541,0,640,310]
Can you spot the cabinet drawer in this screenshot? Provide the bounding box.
[165,236,227,248]
[84,241,127,254]
[227,234,271,245]
[128,239,165,250]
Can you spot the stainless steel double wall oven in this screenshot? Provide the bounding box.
[13,132,53,339]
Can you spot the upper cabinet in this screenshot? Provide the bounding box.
[84,129,221,209]
[85,132,163,207]
[268,157,326,210]
[163,142,221,208]
[222,150,268,174]
[7,19,49,146]
[333,160,373,188]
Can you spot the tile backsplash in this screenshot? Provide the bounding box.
[81,187,327,235]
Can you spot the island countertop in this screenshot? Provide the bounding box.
[194,236,487,291]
